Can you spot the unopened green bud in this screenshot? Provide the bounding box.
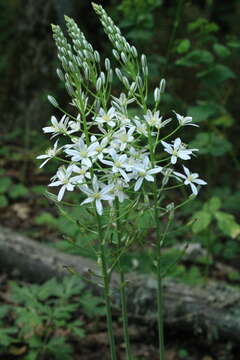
[160,78,166,93]
[47,95,59,107]
[108,69,113,83]
[112,49,120,60]
[136,75,143,88]
[129,82,137,93]
[115,68,123,81]
[94,50,100,63]
[66,82,75,97]
[122,76,130,88]
[121,52,128,64]
[96,77,102,91]
[131,45,138,58]
[100,72,106,84]
[56,68,64,82]
[105,58,111,71]
[154,88,161,103]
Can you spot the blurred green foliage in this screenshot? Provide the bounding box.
[0,276,104,359]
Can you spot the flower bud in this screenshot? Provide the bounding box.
[154,88,161,103]
[121,52,128,64]
[47,95,59,107]
[122,76,130,88]
[56,68,64,82]
[96,77,102,91]
[160,78,166,93]
[131,45,138,58]
[94,50,100,63]
[66,83,75,97]
[129,82,137,93]
[112,49,120,60]
[115,68,123,81]
[105,58,111,71]
[100,72,106,84]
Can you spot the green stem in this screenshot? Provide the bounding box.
[161,0,185,78]
[115,199,132,360]
[96,213,117,360]
[153,182,165,360]
[147,124,165,360]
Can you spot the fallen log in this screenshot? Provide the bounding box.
[0,225,240,343]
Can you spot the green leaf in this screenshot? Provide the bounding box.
[31,185,45,194]
[176,50,214,67]
[28,335,43,348]
[212,114,234,128]
[0,177,12,194]
[9,184,28,199]
[192,211,212,233]
[197,64,236,83]
[80,292,105,318]
[24,350,39,360]
[37,278,61,300]
[205,197,222,213]
[187,18,219,34]
[213,43,231,57]
[215,211,240,239]
[34,212,57,228]
[227,41,240,48]
[45,337,73,360]
[188,103,220,123]
[190,132,232,156]
[62,275,85,298]
[0,194,8,207]
[70,322,85,338]
[176,39,191,54]
[0,305,11,319]
[0,328,17,346]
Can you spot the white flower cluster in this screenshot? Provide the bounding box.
[38,100,206,214]
[38,7,206,216]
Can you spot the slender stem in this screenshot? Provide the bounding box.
[115,199,132,360]
[96,213,117,360]
[161,0,185,78]
[153,182,165,360]
[147,124,165,360]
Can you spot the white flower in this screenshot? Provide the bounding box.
[101,150,130,182]
[94,107,116,128]
[133,117,148,137]
[144,110,171,129]
[70,164,91,184]
[116,113,132,127]
[112,126,135,151]
[48,166,75,201]
[43,115,69,137]
[64,138,97,167]
[161,168,174,185]
[161,138,198,164]
[80,176,114,215]
[90,135,109,161]
[112,179,128,203]
[37,140,61,168]
[173,111,199,127]
[131,157,162,191]
[174,166,207,195]
[68,118,81,134]
[111,93,135,112]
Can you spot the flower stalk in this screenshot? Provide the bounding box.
[115,199,132,360]
[97,212,117,360]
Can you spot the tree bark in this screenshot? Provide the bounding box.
[0,225,240,343]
